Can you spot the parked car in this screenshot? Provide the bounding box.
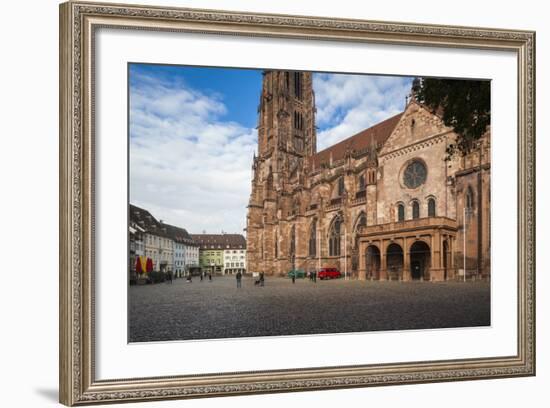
[318,267,342,280]
[287,269,306,279]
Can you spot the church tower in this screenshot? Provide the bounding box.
[247,70,316,275]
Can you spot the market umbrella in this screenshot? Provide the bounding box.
[139,256,147,274]
[135,257,142,274]
[146,258,153,273]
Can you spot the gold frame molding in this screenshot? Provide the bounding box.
[59,1,536,405]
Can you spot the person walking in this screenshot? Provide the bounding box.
[291,272,295,284]
[208,273,212,282]
[236,271,242,288]
[200,272,203,282]
[313,271,317,283]
[260,272,265,287]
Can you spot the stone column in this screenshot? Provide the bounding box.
[431,231,443,281]
[358,240,366,281]
[403,236,410,281]
[379,239,388,281]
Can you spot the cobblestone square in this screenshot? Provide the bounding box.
[129,276,490,342]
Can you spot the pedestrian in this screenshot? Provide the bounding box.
[291,272,295,284]
[313,271,317,283]
[208,273,212,282]
[167,271,173,284]
[236,271,242,288]
[260,272,265,287]
[200,272,203,282]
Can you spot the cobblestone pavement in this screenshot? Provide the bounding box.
[128,276,490,342]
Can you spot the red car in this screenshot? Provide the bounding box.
[318,267,342,280]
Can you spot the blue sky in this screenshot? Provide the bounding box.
[129,63,413,234]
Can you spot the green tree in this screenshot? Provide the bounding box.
[412,78,490,158]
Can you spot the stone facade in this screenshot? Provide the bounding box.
[246,70,490,281]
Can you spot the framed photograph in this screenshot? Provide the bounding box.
[59,1,535,405]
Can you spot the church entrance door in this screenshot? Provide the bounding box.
[410,241,431,280]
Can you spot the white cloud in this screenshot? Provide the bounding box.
[130,71,412,234]
[313,74,413,150]
[130,73,257,234]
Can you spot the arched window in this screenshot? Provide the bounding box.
[329,218,341,257]
[356,213,367,230]
[427,198,436,217]
[358,174,366,191]
[397,204,405,222]
[466,186,474,210]
[309,219,317,256]
[338,177,345,197]
[412,201,420,219]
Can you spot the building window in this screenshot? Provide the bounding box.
[358,174,366,191]
[412,201,420,219]
[403,159,427,189]
[337,177,345,197]
[294,72,302,99]
[356,213,367,231]
[329,218,341,257]
[397,204,405,222]
[428,198,436,217]
[309,219,317,257]
[293,111,303,130]
[466,186,474,210]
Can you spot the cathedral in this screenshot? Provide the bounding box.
[246,71,490,281]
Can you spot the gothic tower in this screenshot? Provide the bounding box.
[247,70,316,275]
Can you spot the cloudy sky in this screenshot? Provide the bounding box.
[129,64,413,234]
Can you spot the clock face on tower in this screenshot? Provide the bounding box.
[403,160,427,189]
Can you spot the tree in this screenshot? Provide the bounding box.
[412,78,490,158]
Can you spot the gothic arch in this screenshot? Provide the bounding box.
[357,173,366,191]
[328,215,342,257]
[331,176,345,198]
[353,211,367,233]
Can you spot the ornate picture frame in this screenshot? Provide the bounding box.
[59,1,535,405]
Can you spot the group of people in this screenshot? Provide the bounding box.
[184,271,212,283]
[235,271,264,288]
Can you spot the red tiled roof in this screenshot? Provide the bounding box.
[310,112,403,169]
[190,234,246,250]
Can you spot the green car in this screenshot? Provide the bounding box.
[287,269,306,279]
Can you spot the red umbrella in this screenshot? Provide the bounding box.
[135,257,142,274]
[146,258,153,273]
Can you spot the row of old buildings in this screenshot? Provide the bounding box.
[129,204,247,280]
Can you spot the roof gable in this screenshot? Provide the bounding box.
[379,101,451,156]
